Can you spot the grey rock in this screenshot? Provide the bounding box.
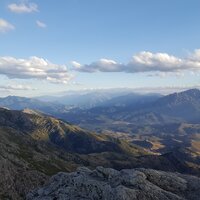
[27,167,200,200]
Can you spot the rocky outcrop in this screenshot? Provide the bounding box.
[27,166,200,200]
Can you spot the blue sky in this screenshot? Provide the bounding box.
[1,0,200,96]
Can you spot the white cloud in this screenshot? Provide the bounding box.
[8,2,38,13]
[72,59,121,72]
[71,61,82,69]
[0,18,15,33]
[0,84,36,91]
[0,56,73,84]
[36,20,46,28]
[72,49,200,75]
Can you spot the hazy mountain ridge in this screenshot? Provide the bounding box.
[0,96,68,116]
[4,89,198,125]
[58,89,200,127]
[36,89,144,108]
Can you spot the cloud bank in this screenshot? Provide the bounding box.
[0,56,72,84]
[8,2,38,13]
[73,49,200,75]
[0,84,36,91]
[0,18,15,33]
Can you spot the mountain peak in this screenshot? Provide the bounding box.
[159,88,200,103]
[180,88,200,96]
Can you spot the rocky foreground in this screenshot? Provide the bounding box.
[27,166,200,200]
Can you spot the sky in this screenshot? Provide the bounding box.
[1,0,200,97]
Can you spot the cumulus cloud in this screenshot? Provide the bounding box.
[72,49,200,75]
[0,84,36,91]
[36,20,46,28]
[0,18,15,33]
[8,2,38,13]
[0,56,72,84]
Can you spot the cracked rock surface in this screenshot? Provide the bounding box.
[27,166,200,200]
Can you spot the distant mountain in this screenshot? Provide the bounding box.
[0,96,68,116]
[36,90,118,108]
[111,88,200,123]
[36,89,161,109]
[0,92,163,124]
[61,89,200,127]
[149,89,200,122]
[122,88,200,124]
[100,93,162,107]
[54,92,113,108]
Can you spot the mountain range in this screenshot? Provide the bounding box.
[36,88,147,108]
[1,89,200,199]
[56,89,200,128]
